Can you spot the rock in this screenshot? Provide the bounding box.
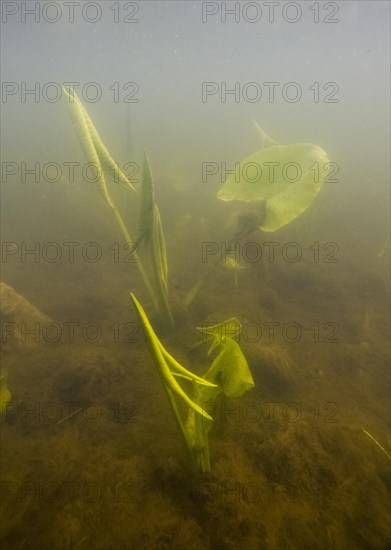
[0,282,52,349]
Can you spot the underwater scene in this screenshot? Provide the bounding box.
[1,1,390,549]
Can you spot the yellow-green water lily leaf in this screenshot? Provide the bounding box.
[203,337,254,399]
[217,143,329,232]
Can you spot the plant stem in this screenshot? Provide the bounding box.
[164,386,197,470]
[362,429,391,461]
[191,383,211,474]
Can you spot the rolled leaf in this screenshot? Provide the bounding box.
[158,343,217,388]
[63,86,135,197]
[152,205,168,293]
[63,86,114,208]
[83,107,136,192]
[155,206,168,286]
[136,151,155,248]
[130,293,213,420]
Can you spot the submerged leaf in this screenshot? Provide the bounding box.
[0,374,11,414]
[197,318,242,354]
[135,152,155,248]
[158,343,217,388]
[204,337,255,399]
[183,279,204,308]
[152,205,168,292]
[83,110,136,193]
[63,86,135,200]
[217,143,329,232]
[130,293,213,420]
[134,154,172,325]
[63,86,114,208]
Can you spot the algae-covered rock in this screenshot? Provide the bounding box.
[1,282,52,348]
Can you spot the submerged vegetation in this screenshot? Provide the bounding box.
[63,86,172,327]
[1,94,389,546]
[132,292,254,474]
[0,373,11,413]
[63,89,261,472]
[60,89,337,474]
[1,4,389,547]
[217,142,330,232]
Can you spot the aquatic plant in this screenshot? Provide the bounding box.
[182,129,331,308]
[131,294,254,474]
[223,257,247,291]
[136,153,173,326]
[63,87,173,326]
[217,136,330,232]
[63,100,333,475]
[0,372,11,415]
[362,429,391,461]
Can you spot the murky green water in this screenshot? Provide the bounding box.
[1,2,390,549]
